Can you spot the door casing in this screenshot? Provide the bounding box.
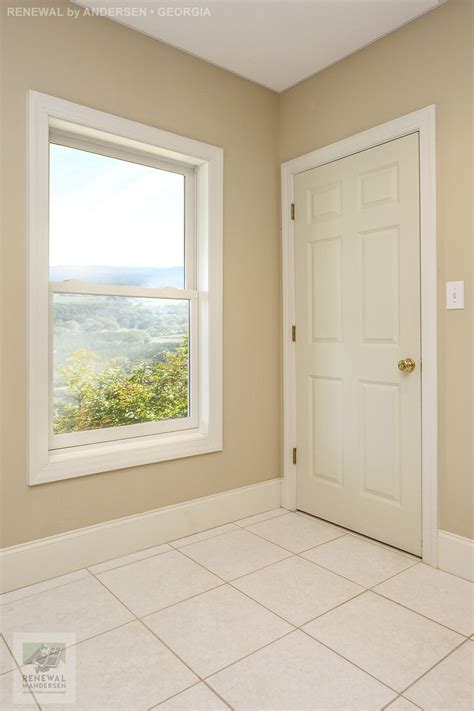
[281,105,437,566]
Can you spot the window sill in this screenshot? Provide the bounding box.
[30,429,222,485]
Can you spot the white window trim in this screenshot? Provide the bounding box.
[28,90,223,485]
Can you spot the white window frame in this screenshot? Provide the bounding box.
[28,90,223,485]
[48,133,199,450]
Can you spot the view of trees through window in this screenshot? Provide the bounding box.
[52,291,189,433]
[49,143,190,436]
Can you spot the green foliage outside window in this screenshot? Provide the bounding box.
[53,337,189,433]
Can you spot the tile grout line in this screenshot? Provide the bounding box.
[398,695,423,710]
[0,571,94,608]
[395,636,472,700]
[90,555,230,620]
[0,632,42,709]
[168,544,300,629]
[292,589,368,629]
[167,530,293,587]
[243,520,347,555]
[366,563,422,590]
[147,678,235,711]
[182,523,298,557]
[200,679,235,710]
[201,629,298,683]
[234,509,288,527]
[380,693,423,710]
[291,533,350,555]
[168,507,290,549]
[370,588,471,638]
[217,552,298,584]
[169,528,240,550]
[139,581,228,618]
[293,551,417,590]
[220,508,288,530]
[242,521,419,583]
[0,632,16,678]
[146,680,202,710]
[165,509,288,550]
[88,546,173,574]
[298,627,401,698]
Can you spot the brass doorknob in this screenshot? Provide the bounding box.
[398,358,416,373]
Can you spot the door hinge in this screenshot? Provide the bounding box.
[292,325,296,342]
[290,202,295,220]
[292,447,297,465]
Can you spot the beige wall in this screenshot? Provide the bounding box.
[280,0,473,539]
[1,0,472,548]
[0,0,280,547]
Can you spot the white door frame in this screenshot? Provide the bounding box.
[281,105,437,566]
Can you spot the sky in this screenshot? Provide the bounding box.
[49,144,185,271]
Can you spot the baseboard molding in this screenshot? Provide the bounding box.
[437,530,474,582]
[0,478,282,593]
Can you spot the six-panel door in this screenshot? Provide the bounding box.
[294,133,422,555]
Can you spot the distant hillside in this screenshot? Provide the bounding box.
[50,265,184,288]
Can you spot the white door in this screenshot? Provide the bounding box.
[294,133,421,555]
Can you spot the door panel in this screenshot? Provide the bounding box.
[309,237,342,341]
[295,133,421,555]
[310,376,344,486]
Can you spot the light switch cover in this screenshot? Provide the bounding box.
[446,281,464,310]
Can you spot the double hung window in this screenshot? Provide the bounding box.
[28,92,223,484]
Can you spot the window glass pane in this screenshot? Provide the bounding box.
[52,295,189,434]
[49,144,185,288]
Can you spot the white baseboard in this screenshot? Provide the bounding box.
[0,478,282,593]
[437,530,474,582]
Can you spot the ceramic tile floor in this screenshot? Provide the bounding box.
[0,509,473,710]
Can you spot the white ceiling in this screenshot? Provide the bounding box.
[74,0,443,92]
